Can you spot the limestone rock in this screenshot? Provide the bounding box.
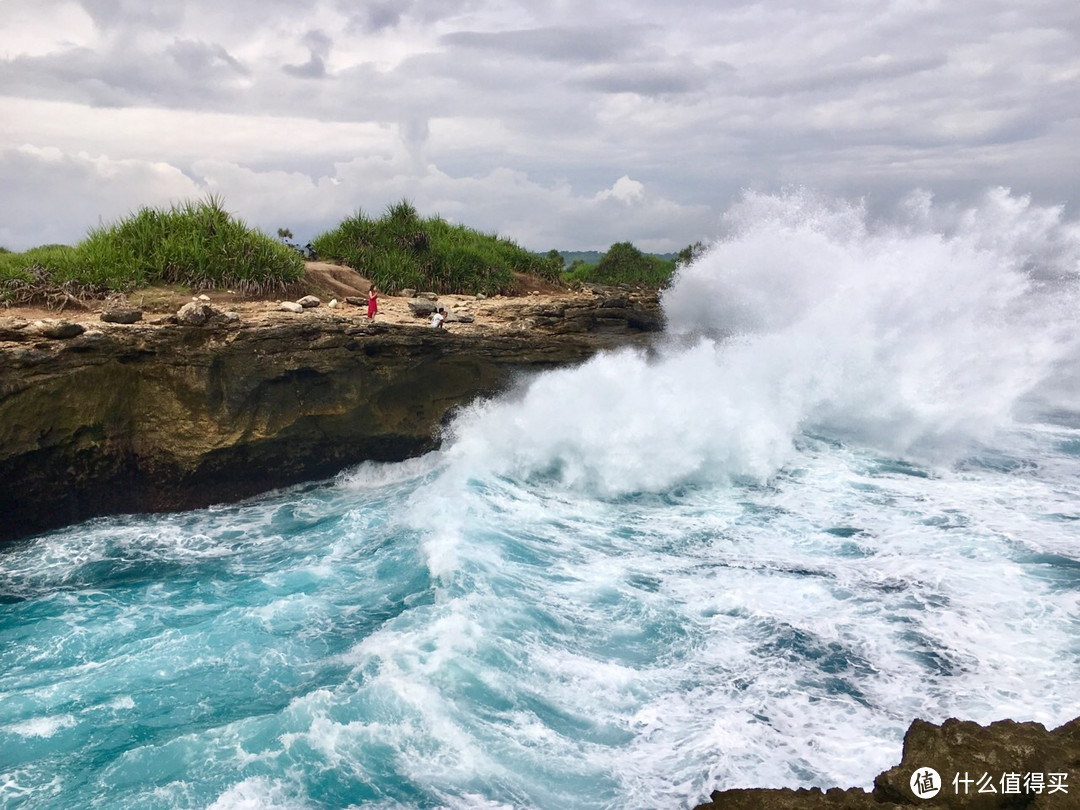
[297,295,321,308]
[100,308,144,324]
[328,299,338,309]
[176,302,218,326]
[875,717,1080,809]
[400,288,417,298]
[694,715,1080,810]
[408,299,438,317]
[30,320,85,339]
[279,301,304,313]
[417,291,439,301]
[0,319,30,341]
[0,315,650,544]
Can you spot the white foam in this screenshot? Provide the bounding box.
[206,777,309,810]
[6,713,77,738]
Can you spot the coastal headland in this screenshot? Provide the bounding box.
[0,265,661,545]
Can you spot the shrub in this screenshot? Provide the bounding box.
[0,196,305,306]
[565,242,676,288]
[310,200,547,295]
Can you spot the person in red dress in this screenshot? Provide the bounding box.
[367,285,378,319]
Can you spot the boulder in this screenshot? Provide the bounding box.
[408,298,438,317]
[297,295,321,308]
[100,308,144,324]
[278,301,304,313]
[176,302,218,326]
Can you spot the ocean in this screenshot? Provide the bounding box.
[2,188,1078,809]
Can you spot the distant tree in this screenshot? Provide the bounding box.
[571,241,676,287]
[539,248,564,282]
[675,240,707,268]
[276,227,294,242]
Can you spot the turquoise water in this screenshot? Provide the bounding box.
[2,190,1079,809]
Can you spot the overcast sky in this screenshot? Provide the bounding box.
[1,0,1077,253]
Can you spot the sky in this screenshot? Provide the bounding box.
[0,0,1078,253]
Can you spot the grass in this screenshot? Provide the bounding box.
[1,196,304,307]
[311,200,556,296]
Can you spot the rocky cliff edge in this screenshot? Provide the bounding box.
[0,286,660,544]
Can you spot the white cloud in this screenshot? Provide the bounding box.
[596,175,646,205]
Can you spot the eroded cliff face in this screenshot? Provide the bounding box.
[0,307,656,544]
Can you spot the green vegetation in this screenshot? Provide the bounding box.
[311,200,554,295]
[559,241,706,288]
[1,196,304,306]
[564,241,678,287]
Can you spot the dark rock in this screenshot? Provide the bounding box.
[32,320,86,339]
[297,295,321,308]
[344,296,365,307]
[100,308,144,324]
[695,716,1080,810]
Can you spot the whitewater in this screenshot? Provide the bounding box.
[2,188,1079,809]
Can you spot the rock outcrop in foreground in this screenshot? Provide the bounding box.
[696,716,1080,809]
[0,291,659,545]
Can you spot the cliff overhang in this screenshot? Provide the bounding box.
[0,300,658,545]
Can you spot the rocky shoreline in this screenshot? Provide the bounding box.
[695,715,1080,809]
[0,285,661,545]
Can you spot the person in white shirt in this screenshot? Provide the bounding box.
[430,307,446,328]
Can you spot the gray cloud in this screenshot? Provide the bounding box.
[1,0,1077,253]
[283,55,327,79]
[168,40,249,79]
[574,61,714,96]
[440,25,646,63]
[283,29,333,78]
[77,0,185,31]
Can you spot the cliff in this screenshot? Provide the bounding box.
[0,289,660,545]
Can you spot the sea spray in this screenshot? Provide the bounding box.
[433,187,1080,505]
